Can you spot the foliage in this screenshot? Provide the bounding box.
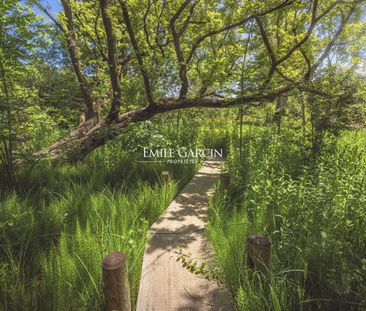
[0,105,214,309]
[0,0,366,310]
[0,144,198,310]
[208,125,366,310]
[0,1,54,180]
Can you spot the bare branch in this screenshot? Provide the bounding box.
[35,3,64,32]
[154,0,170,56]
[94,9,108,62]
[275,0,339,67]
[178,1,198,36]
[99,0,122,120]
[170,0,192,98]
[73,10,108,62]
[186,0,295,64]
[256,1,345,87]
[120,0,155,107]
[143,0,155,49]
[291,28,312,80]
[60,0,96,119]
[255,16,277,65]
[313,5,356,71]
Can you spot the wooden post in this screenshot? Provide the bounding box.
[246,235,271,273]
[102,251,131,311]
[220,172,230,189]
[161,171,172,183]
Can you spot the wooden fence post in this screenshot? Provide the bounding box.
[161,171,172,183]
[220,172,230,189]
[102,251,131,311]
[246,235,272,273]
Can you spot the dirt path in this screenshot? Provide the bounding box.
[136,160,233,311]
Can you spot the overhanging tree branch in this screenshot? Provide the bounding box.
[38,0,364,162]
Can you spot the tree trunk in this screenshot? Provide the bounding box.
[273,95,287,134]
[48,107,152,161]
[100,0,122,120]
[46,86,293,162]
[61,0,96,119]
[301,94,306,137]
[0,62,16,181]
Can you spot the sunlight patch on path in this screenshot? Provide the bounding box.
[136,160,233,311]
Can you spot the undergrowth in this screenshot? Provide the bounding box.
[0,114,206,310]
[207,126,366,311]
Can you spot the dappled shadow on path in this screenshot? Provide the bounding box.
[150,160,220,235]
[137,160,234,311]
[145,226,203,255]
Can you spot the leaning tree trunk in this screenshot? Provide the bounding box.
[46,86,294,162]
[48,106,157,162]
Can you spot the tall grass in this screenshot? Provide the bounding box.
[0,114,204,310]
[207,126,366,310]
[0,166,182,310]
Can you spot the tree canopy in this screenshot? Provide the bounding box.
[2,0,366,161]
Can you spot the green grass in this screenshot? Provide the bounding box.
[207,126,366,310]
[0,108,228,310]
[0,165,186,310]
[0,122,202,310]
[5,106,365,310]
